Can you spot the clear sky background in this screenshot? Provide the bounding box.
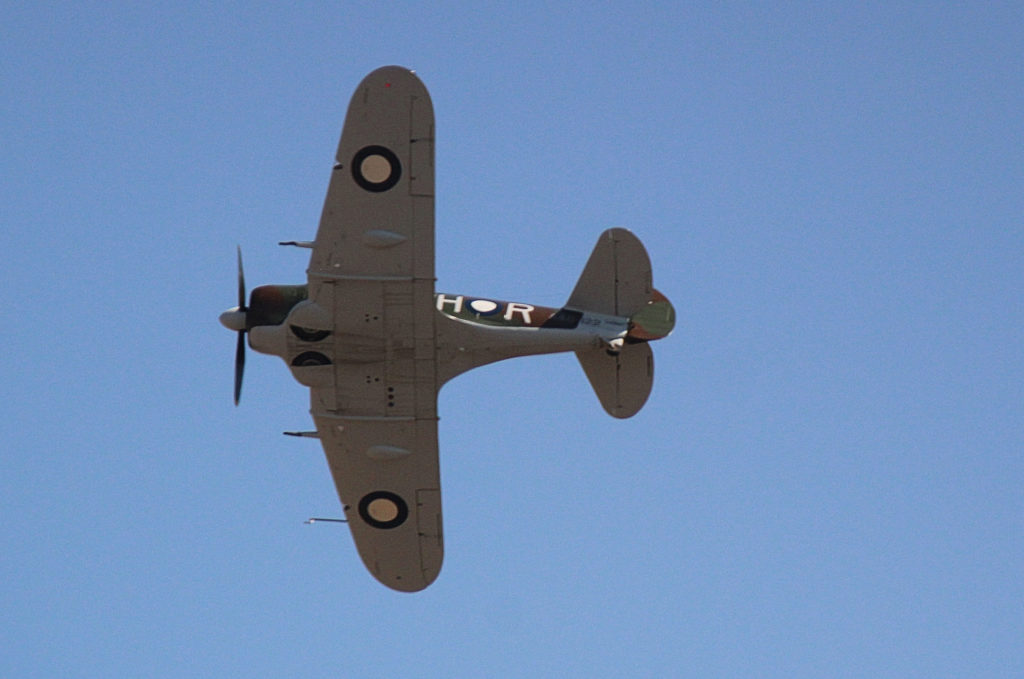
[3,3,1022,677]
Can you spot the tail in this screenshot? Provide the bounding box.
[567,229,674,419]
[576,342,655,419]
[566,228,652,317]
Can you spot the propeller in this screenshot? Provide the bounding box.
[218,246,249,405]
[234,247,246,405]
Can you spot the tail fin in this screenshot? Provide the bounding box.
[566,228,652,317]
[567,228,664,418]
[576,343,653,419]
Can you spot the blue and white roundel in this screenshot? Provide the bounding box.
[467,299,500,316]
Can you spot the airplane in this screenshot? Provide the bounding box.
[218,66,675,592]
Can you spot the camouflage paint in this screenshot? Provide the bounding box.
[434,293,564,329]
[626,289,676,341]
[245,285,674,343]
[247,284,309,328]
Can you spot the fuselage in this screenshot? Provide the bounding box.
[220,282,674,392]
[221,284,675,347]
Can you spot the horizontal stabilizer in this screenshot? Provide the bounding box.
[575,342,653,419]
[566,228,652,317]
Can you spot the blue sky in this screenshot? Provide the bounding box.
[3,3,1022,677]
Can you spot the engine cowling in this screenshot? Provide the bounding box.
[246,285,309,328]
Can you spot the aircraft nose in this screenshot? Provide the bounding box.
[219,307,247,332]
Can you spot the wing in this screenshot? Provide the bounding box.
[310,65,434,282]
[305,66,441,591]
[312,412,442,592]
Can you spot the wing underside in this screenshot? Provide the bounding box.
[312,409,442,591]
[305,66,440,592]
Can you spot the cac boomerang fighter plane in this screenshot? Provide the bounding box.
[219,66,675,592]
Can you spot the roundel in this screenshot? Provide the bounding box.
[351,145,401,192]
[467,299,500,316]
[358,491,409,529]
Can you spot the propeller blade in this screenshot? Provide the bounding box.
[234,245,247,406]
[234,329,246,406]
[237,245,246,309]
